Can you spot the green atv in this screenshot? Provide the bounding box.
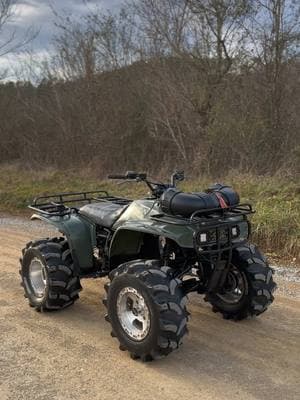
[20,171,276,361]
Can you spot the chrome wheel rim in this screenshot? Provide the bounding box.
[116,287,151,341]
[217,265,247,304]
[28,258,47,297]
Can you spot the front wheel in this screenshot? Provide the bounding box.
[103,260,189,361]
[206,244,276,320]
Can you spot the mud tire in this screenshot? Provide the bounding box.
[104,260,189,361]
[206,244,276,320]
[20,237,81,311]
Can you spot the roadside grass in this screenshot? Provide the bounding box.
[0,165,299,263]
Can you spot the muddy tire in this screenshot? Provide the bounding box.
[206,244,276,320]
[20,237,81,311]
[103,260,188,361]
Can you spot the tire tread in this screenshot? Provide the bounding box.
[207,244,276,320]
[20,237,82,311]
[104,260,188,361]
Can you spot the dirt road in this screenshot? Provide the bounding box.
[1,217,299,400]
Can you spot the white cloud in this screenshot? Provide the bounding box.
[11,2,47,22]
[0,0,123,80]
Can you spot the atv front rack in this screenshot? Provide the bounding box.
[153,203,254,293]
[151,203,254,225]
[29,190,131,216]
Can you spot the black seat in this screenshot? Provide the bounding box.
[80,202,127,228]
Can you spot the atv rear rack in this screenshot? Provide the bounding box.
[29,190,132,216]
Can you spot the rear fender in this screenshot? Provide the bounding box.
[30,213,96,271]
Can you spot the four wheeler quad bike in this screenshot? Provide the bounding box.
[20,171,277,361]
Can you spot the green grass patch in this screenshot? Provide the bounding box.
[0,165,299,263]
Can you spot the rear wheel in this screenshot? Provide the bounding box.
[104,260,189,361]
[20,237,82,311]
[206,244,276,320]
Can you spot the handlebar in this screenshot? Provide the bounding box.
[108,171,147,180]
[107,174,127,180]
[107,170,185,198]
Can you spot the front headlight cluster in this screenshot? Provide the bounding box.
[196,223,248,246]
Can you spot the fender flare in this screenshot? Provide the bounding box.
[30,213,96,271]
[109,220,195,269]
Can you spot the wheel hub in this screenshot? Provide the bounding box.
[116,287,151,341]
[28,258,47,297]
[216,265,247,304]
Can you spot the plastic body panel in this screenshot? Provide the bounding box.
[31,212,96,271]
[31,198,249,272]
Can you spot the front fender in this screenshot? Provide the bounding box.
[109,218,196,260]
[31,213,96,271]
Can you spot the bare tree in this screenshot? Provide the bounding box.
[131,0,191,56]
[0,0,37,79]
[53,19,97,81]
[245,0,300,165]
[187,0,253,79]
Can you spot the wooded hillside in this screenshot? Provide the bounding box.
[0,0,299,177]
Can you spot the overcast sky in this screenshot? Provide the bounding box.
[1,0,122,78]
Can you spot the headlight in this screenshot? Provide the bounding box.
[195,231,209,244]
[235,221,249,241]
[199,233,207,243]
[231,225,239,238]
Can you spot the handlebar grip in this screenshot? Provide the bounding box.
[107,174,127,179]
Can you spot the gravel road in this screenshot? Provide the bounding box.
[0,216,299,400]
